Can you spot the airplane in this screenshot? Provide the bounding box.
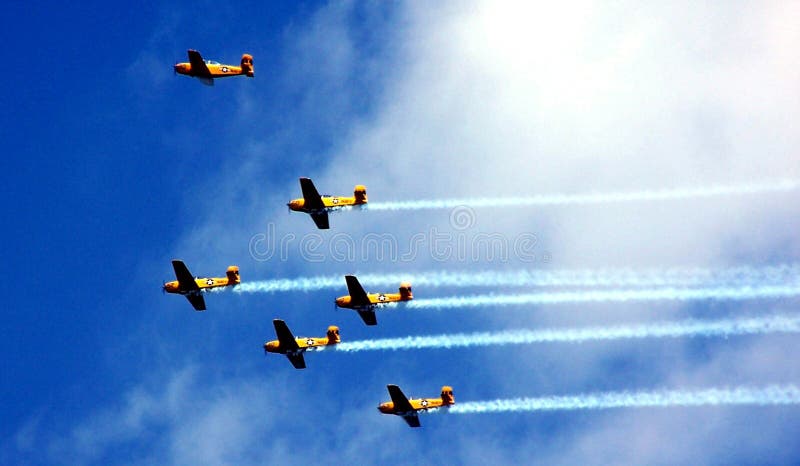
[163,260,240,311]
[263,319,340,369]
[174,49,254,86]
[287,177,367,229]
[335,275,412,325]
[378,385,455,427]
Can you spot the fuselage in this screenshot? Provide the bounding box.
[163,274,240,295]
[287,195,365,214]
[378,390,455,415]
[264,327,340,354]
[174,62,249,78]
[335,291,411,310]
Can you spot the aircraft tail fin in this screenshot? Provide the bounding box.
[354,185,367,204]
[440,386,455,405]
[399,282,413,300]
[226,265,240,284]
[327,325,341,344]
[241,54,254,77]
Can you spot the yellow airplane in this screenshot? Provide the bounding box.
[287,177,367,229]
[335,275,412,326]
[263,319,340,369]
[378,385,455,427]
[174,49,254,86]
[163,260,240,311]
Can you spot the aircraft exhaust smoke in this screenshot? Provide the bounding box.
[405,284,800,310]
[233,264,800,294]
[366,179,800,211]
[335,314,800,352]
[447,385,800,414]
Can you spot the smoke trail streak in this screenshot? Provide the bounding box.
[366,179,800,211]
[447,385,800,414]
[335,314,800,352]
[406,284,800,309]
[233,264,800,294]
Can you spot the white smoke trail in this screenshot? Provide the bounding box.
[406,284,800,310]
[448,385,800,414]
[335,314,800,352]
[366,179,800,211]
[233,264,800,294]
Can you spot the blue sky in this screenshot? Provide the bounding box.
[2,1,800,464]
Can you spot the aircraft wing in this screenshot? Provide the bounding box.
[273,319,301,352]
[185,294,206,311]
[172,260,200,292]
[387,385,416,414]
[310,212,330,230]
[187,50,212,77]
[357,310,377,326]
[345,275,371,306]
[299,178,325,211]
[286,352,307,369]
[402,413,421,428]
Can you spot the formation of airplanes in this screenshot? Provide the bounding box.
[169,55,449,427]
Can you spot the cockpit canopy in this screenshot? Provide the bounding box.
[205,60,220,65]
